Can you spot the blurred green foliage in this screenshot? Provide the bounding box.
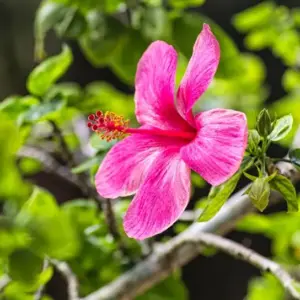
[0,0,299,299]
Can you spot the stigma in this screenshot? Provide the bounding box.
[87,111,129,141]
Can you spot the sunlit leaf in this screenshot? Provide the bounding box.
[233,2,275,32]
[27,45,73,96]
[282,69,300,92]
[268,115,293,142]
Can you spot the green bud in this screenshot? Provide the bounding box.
[256,109,272,137]
[247,129,261,155]
[248,178,270,212]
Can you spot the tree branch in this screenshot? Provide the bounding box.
[193,233,300,300]
[82,129,300,300]
[51,260,79,300]
[18,146,91,196]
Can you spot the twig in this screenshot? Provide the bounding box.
[51,260,79,300]
[0,274,10,292]
[49,121,74,166]
[50,121,126,251]
[102,199,129,258]
[193,233,300,300]
[18,146,90,196]
[82,129,300,300]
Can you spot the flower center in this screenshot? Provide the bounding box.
[87,110,196,141]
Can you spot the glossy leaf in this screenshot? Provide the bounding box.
[198,172,242,222]
[18,98,66,125]
[256,109,272,137]
[198,156,254,221]
[268,115,293,142]
[27,45,73,96]
[34,0,69,59]
[270,174,298,212]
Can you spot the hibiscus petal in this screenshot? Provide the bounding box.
[177,24,220,125]
[124,149,191,240]
[135,41,190,131]
[180,109,247,186]
[95,133,185,199]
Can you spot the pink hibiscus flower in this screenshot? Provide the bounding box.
[88,24,248,240]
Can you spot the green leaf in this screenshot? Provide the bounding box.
[79,14,125,66]
[71,156,103,174]
[0,217,30,256]
[237,214,272,234]
[232,2,275,32]
[45,82,83,106]
[256,109,272,137]
[272,30,300,66]
[268,115,293,142]
[198,172,242,222]
[89,134,117,152]
[247,274,285,300]
[138,6,168,40]
[34,0,69,59]
[54,7,87,39]
[19,98,66,124]
[270,174,298,212]
[198,157,254,222]
[0,114,28,199]
[8,249,43,284]
[247,129,261,154]
[137,274,188,300]
[16,187,80,259]
[289,148,300,168]
[244,27,277,51]
[81,81,134,117]
[27,45,73,96]
[110,29,148,84]
[283,69,300,92]
[247,178,270,212]
[168,0,205,9]
[0,96,39,121]
[62,199,99,232]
